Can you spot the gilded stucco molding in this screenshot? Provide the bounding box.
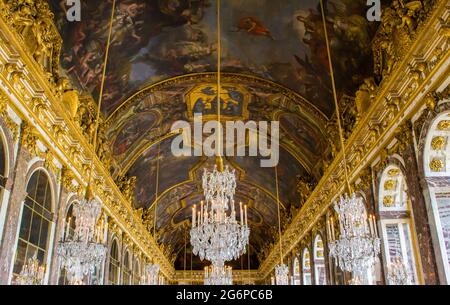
[0,7,174,278]
[259,0,450,278]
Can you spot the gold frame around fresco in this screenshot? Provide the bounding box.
[184,82,251,121]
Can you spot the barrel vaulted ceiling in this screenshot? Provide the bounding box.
[51,0,381,268]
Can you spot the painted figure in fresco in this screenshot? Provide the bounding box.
[235,17,274,40]
[191,86,243,117]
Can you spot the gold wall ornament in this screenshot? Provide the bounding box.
[62,87,80,119]
[296,174,316,206]
[4,0,62,82]
[431,136,447,150]
[43,149,59,174]
[115,175,137,206]
[384,179,397,191]
[430,158,445,172]
[355,77,378,118]
[20,121,39,156]
[424,92,437,111]
[0,90,19,139]
[387,168,400,177]
[357,167,373,189]
[61,166,79,193]
[395,121,413,152]
[383,195,394,207]
[437,120,450,131]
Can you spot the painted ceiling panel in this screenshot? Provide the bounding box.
[49,0,382,269]
[52,0,377,118]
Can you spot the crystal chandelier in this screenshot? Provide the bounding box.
[387,256,409,285]
[190,162,250,266]
[275,264,289,285]
[329,193,380,281]
[15,253,45,285]
[143,263,160,285]
[273,167,290,285]
[57,197,107,285]
[204,264,233,285]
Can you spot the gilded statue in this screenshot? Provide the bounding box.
[355,77,378,117]
[296,173,316,207]
[116,174,137,205]
[7,0,61,80]
[57,77,80,119]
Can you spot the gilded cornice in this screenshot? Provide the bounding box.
[0,10,174,278]
[258,0,450,278]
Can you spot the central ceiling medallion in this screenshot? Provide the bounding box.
[185,83,250,121]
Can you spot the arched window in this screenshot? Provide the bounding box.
[58,203,76,285]
[302,248,311,285]
[293,256,300,285]
[423,113,450,283]
[313,235,327,285]
[379,165,419,284]
[133,258,141,285]
[122,250,132,285]
[13,170,53,282]
[108,239,120,285]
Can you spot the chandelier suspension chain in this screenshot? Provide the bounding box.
[153,142,160,238]
[216,0,222,160]
[319,0,351,193]
[275,167,283,266]
[87,0,116,191]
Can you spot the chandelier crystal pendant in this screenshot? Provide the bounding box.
[143,263,160,285]
[204,264,233,285]
[274,264,289,285]
[15,253,46,285]
[387,256,410,285]
[328,193,381,282]
[57,197,107,285]
[190,161,250,266]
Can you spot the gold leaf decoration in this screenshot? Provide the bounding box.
[387,168,400,177]
[431,136,446,150]
[384,179,397,191]
[430,158,445,172]
[437,120,450,131]
[383,195,394,207]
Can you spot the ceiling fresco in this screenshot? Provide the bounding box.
[49,0,383,270]
[52,0,377,117]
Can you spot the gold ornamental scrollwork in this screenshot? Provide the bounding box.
[0,90,19,139]
[20,121,39,156]
[61,166,79,194]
